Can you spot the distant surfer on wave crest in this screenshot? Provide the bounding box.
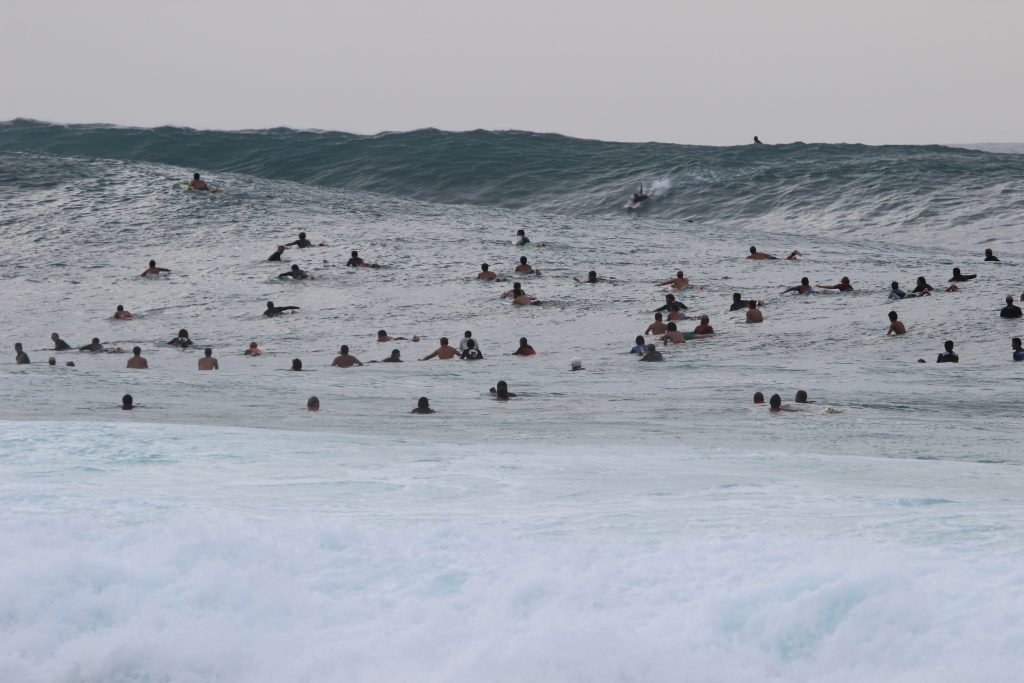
[631,185,650,205]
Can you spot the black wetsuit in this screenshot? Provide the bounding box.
[169,337,193,348]
[79,342,104,352]
[985,254,1000,262]
[265,305,300,317]
[53,339,71,350]
[279,269,308,280]
[268,251,282,262]
[654,301,688,312]
[460,348,484,360]
[912,284,934,294]
[346,257,364,267]
[950,273,976,282]
[16,352,30,364]
[936,352,959,363]
[1000,304,1023,319]
[729,300,753,311]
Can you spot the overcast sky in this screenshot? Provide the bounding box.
[2,0,1021,145]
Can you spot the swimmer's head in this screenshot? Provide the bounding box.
[516,229,525,236]
[944,340,955,352]
[51,332,60,340]
[769,394,782,410]
[132,346,141,356]
[149,260,156,268]
[417,397,430,410]
[91,337,100,344]
[66,361,75,367]
[519,337,528,347]
[291,265,300,272]
[377,330,387,339]
[654,312,663,320]
[800,277,809,286]
[513,282,522,292]
[587,271,597,281]
[753,392,764,404]
[464,331,472,338]
[193,173,201,180]
[178,329,189,338]
[917,276,926,285]
[466,339,476,350]
[795,390,808,403]
[571,358,583,371]
[677,270,684,278]
[440,337,449,345]
[733,293,741,301]
[700,314,710,324]
[750,246,758,254]
[340,345,349,354]
[249,341,258,349]
[116,305,124,312]
[351,250,358,258]
[121,394,133,410]
[1013,337,1022,350]
[635,335,645,345]
[520,256,528,264]
[291,358,302,371]
[481,263,489,271]
[665,294,676,301]
[953,267,961,275]
[48,356,56,365]
[666,322,677,331]
[986,248,994,256]
[841,277,850,285]
[204,347,212,357]
[891,281,899,289]
[390,349,401,360]
[1007,296,1015,305]
[299,232,306,239]
[888,310,898,321]
[306,396,319,411]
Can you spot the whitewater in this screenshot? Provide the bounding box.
[2,120,1024,682]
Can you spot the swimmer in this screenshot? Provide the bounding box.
[512,337,536,356]
[816,276,853,292]
[661,322,685,344]
[786,250,802,260]
[460,339,484,360]
[794,390,813,404]
[501,282,539,305]
[265,301,300,317]
[168,329,193,348]
[14,342,30,364]
[278,264,310,280]
[332,345,363,367]
[936,340,959,363]
[307,396,320,412]
[888,281,908,300]
[746,300,764,323]
[113,305,133,320]
[886,311,907,335]
[48,357,56,366]
[51,333,71,350]
[377,330,412,342]
[630,335,648,355]
[121,394,137,410]
[667,302,691,322]
[459,331,477,353]
[639,343,664,361]
[79,337,104,352]
[411,397,435,414]
[244,342,263,356]
[198,348,219,370]
[912,276,934,295]
[693,315,715,335]
[126,346,148,369]
[141,259,171,277]
[571,358,584,371]
[490,380,517,400]
[645,312,667,335]
[657,271,690,290]
[574,270,600,284]
[381,349,403,363]
[730,293,761,312]
[1012,337,1024,361]
[753,392,765,404]
[949,267,977,283]
[1000,296,1022,319]
[515,256,539,275]
[514,229,531,247]
[421,337,460,360]
[188,173,209,191]
[985,248,1000,262]
[478,263,502,281]
[653,293,688,312]
[747,246,777,260]
[285,231,326,248]
[769,394,796,412]
[345,250,381,268]
[268,245,286,262]
[291,358,303,371]
[782,277,813,295]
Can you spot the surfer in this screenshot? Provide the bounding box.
[730,293,758,311]
[126,346,149,369]
[512,337,536,356]
[381,349,403,363]
[574,271,600,283]
[79,337,104,352]
[113,305,133,320]
[653,293,688,312]
[377,330,414,342]
[753,136,763,144]
[1000,296,1022,319]
[657,271,690,290]
[490,381,516,400]
[244,342,263,356]
[411,397,435,414]
[460,339,483,360]
[198,348,219,370]
[886,311,907,335]
[278,264,310,280]
[264,301,300,317]
[421,338,460,360]
[782,277,813,295]
[478,264,502,281]
[501,282,539,305]
[693,315,715,335]
[661,323,685,344]
[746,300,764,323]
[631,185,650,204]
[268,246,286,261]
[645,313,667,335]
[936,340,959,363]
[1012,338,1024,361]
[291,359,303,371]
[141,260,171,277]
[949,268,976,283]
[331,345,363,367]
[667,302,692,322]
[630,335,648,355]
[515,256,539,275]
[188,173,209,191]
[889,281,908,299]
[14,342,30,364]
[168,329,193,348]
[747,246,777,260]
[285,232,325,248]
[816,276,853,292]
[514,229,543,247]
[639,343,664,361]
[51,333,72,350]
[912,276,935,295]
[985,248,1000,262]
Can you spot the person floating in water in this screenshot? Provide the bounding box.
[661,322,685,344]
[141,260,171,277]
[501,282,540,305]
[460,339,483,360]
[121,394,137,411]
[630,335,648,355]
[345,250,381,268]
[639,342,664,361]
[478,263,502,281]
[421,337,460,360]
[886,311,906,335]
[753,136,763,144]
[381,349,403,363]
[730,293,760,311]
[490,381,516,400]
[936,340,959,363]
[377,330,415,343]
[984,248,1000,262]
[1012,337,1024,361]
[693,315,715,335]
[198,347,219,370]
[646,313,667,335]
[912,276,934,295]
[279,264,310,280]
[816,276,853,292]
[746,300,764,323]
[79,337,105,352]
[51,332,71,350]
[515,256,539,275]
[657,271,690,291]
[769,394,796,412]
[514,229,544,247]
[753,392,765,404]
[265,301,300,317]
[268,245,286,262]
[574,270,600,284]
[14,342,30,365]
[169,329,193,348]
[244,341,263,356]
[332,345,363,367]
[411,397,435,414]
[512,337,536,356]
[113,305,133,320]
[949,267,976,283]
[126,346,149,369]
[1000,295,1022,319]
[888,281,908,300]
[782,277,813,295]
[189,173,209,191]
[653,293,688,313]
[284,232,326,248]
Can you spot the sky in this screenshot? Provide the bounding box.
[2,0,1022,145]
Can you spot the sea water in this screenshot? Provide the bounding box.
[2,121,1024,681]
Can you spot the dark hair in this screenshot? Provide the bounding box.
[204,348,212,356]
[418,397,429,408]
[888,311,898,320]
[291,358,302,370]
[341,345,349,354]
[891,281,899,289]
[769,394,782,408]
[132,346,141,355]
[481,263,489,270]
[122,394,133,409]
[193,173,200,179]
[944,340,954,352]
[441,337,449,345]
[753,392,764,403]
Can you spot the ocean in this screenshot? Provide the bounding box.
[2,119,1023,681]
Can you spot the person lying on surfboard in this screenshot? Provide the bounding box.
[188,173,209,191]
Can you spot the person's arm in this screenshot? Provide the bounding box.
[421,349,439,360]
[655,279,673,286]
[158,267,171,273]
[213,359,219,369]
[886,324,895,336]
[781,286,799,294]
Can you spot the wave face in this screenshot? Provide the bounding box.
[2,118,1024,246]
